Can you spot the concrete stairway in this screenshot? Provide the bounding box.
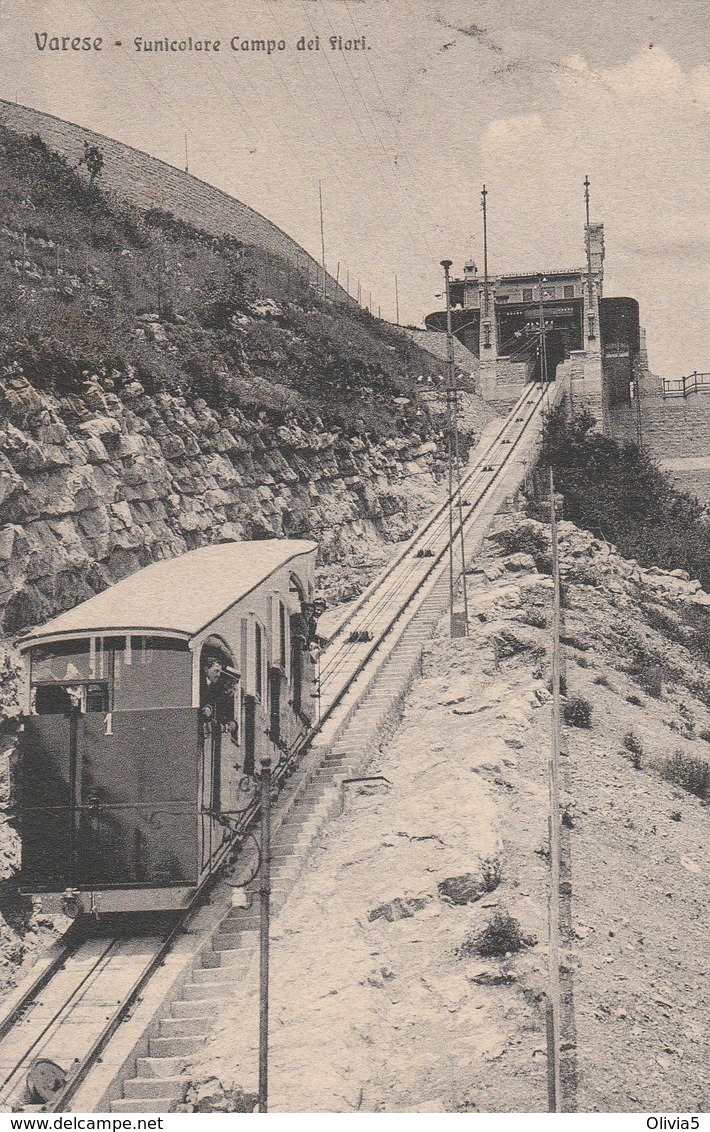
[111,911,259,1112]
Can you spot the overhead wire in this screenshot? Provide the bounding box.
[70,0,243,196]
[57,0,448,315]
[296,0,436,299]
[71,0,368,301]
[169,0,395,287]
[168,0,415,305]
[313,0,437,266]
[339,0,445,248]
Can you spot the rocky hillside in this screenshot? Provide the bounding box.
[0,123,495,641]
[182,515,709,1112]
[0,380,450,637]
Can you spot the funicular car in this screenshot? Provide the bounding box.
[16,539,319,916]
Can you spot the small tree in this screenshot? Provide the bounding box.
[77,141,104,185]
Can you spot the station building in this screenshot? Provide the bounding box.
[423,223,710,501]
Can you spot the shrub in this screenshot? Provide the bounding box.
[458,912,535,959]
[678,701,694,731]
[491,522,552,574]
[636,663,664,699]
[563,696,592,728]
[548,673,568,697]
[626,693,643,706]
[662,751,710,801]
[539,406,710,591]
[622,730,644,769]
[594,673,612,688]
[524,606,548,629]
[480,855,502,893]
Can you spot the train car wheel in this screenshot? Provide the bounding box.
[26,1058,67,1104]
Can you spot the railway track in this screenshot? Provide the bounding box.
[0,380,560,1113]
[0,915,191,1112]
[316,380,551,717]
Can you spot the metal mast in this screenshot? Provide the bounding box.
[538,275,549,390]
[318,180,327,303]
[441,259,469,637]
[481,184,490,324]
[584,176,593,310]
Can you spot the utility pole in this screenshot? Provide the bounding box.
[441,259,470,638]
[482,185,489,312]
[394,273,400,326]
[442,260,456,637]
[481,185,491,348]
[318,180,326,303]
[184,133,189,173]
[547,468,562,1112]
[538,276,549,389]
[583,174,592,301]
[584,175,595,339]
[258,756,272,1113]
[346,269,350,297]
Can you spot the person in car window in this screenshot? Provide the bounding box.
[201,654,238,725]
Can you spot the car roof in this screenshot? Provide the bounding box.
[19,539,317,647]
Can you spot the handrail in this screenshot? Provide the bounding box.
[662,371,710,397]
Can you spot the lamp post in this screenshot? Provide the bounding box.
[481,185,492,348]
[584,175,596,340]
[258,755,272,1113]
[441,260,456,638]
[538,275,549,391]
[440,260,469,638]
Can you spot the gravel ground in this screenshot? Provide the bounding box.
[187,516,709,1112]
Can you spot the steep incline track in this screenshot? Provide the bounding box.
[0,382,558,1112]
[317,382,550,719]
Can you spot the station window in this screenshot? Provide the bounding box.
[522,288,533,302]
[564,284,575,298]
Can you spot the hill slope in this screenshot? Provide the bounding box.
[0,123,494,635]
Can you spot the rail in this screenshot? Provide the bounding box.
[662,371,710,397]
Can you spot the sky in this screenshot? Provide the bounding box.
[1,0,708,379]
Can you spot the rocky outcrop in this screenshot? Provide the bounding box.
[0,381,456,635]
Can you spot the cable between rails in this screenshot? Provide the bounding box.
[318,385,544,685]
[317,385,546,699]
[0,938,119,1106]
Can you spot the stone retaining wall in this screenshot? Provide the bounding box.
[611,388,710,502]
[0,384,446,635]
